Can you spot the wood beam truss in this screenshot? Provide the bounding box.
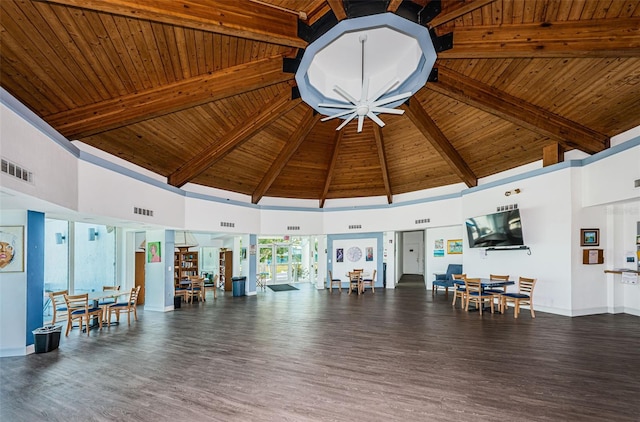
[40,0,306,48]
[251,108,321,204]
[372,125,392,204]
[168,90,301,187]
[320,129,344,208]
[402,101,478,188]
[429,66,610,154]
[47,55,293,138]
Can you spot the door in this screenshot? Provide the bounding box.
[135,251,145,304]
[403,242,421,274]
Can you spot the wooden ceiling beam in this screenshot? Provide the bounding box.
[386,0,404,13]
[439,18,640,58]
[39,0,307,48]
[327,0,347,21]
[47,55,293,138]
[320,129,344,208]
[372,125,392,204]
[168,90,301,187]
[402,101,478,188]
[428,0,497,28]
[430,66,610,155]
[252,108,321,204]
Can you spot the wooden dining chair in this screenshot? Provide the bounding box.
[48,290,69,325]
[484,274,510,312]
[63,293,103,336]
[108,286,141,326]
[328,270,342,292]
[348,271,362,295]
[186,277,205,303]
[451,274,467,308]
[361,269,376,293]
[204,274,219,299]
[464,278,494,315]
[500,277,537,318]
[174,280,188,304]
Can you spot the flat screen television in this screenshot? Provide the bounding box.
[465,209,524,248]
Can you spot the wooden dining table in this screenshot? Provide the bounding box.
[453,278,515,312]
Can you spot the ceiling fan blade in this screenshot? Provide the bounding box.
[318,103,354,109]
[370,79,400,103]
[371,91,412,107]
[336,112,357,131]
[371,107,405,115]
[321,109,356,121]
[333,85,358,105]
[357,114,365,132]
[366,111,385,128]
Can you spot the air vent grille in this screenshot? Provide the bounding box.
[415,218,430,224]
[496,203,518,212]
[221,222,235,228]
[348,224,362,230]
[133,207,154,217]
[287,226,300,231]
[1,158,33,184]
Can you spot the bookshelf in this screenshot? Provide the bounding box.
[220,250,233,291]
[175,247,199,283]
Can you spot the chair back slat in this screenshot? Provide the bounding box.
[518,277,536,295]
[489,274,509,281]
[464,278,482,294]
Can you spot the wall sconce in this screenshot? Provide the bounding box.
[505,188,521,197]
[55,233,66,244]
[89,228,99,241]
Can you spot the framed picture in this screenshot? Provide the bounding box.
[447,239,463,254]
[336,248,344,263]
[240,247,247,261]
[636,235,640,245]
[365,247,373,261]
[580,229,599,246]
[147,241,161,263]
[0,226,25,272]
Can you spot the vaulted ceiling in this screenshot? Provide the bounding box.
[1,0,639,207]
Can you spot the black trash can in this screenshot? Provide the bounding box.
[33,325,62,353]
[174,295,182,309]
[232,276,246,297]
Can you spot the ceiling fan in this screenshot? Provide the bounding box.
[318,34,412,133]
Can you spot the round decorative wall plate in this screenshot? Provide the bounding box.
[346,246,362,262]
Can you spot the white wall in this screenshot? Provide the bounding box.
[0,211,28,357]
[425,225,464,290]
[462,169,575,315]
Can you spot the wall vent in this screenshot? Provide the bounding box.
[348,224,362,230]
[220,221,235,228]
[415,218,430,224]
[1,158,33,184]
[133,207,154,217]
[496,203,518,212]
[287,226,300,231]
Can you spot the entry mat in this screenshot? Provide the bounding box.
[268,284,299,292]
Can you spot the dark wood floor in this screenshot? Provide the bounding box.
[2,275,639,422]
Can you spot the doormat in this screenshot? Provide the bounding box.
[268,284,299,292]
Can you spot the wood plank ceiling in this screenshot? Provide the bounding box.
[1,0,639,207]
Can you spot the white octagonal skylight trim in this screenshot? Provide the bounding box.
[295,13,437,130]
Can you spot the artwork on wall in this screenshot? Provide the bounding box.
[365,247,373,261]
[147,241,161,263]
[0,226,24,272]
[346,246,362,262]
[580,228,599,246]
[240,247,247,261]
[336,248,344,262]
[434,239,444,257]
[447,239,463,254]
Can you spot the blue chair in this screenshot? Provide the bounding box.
[432,264,463,295]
